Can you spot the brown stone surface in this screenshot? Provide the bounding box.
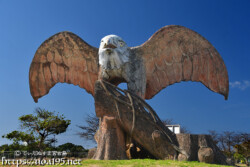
[29,31,99,102]
[176,134,227,164]
[93,116,128,160]
[87,148,97,159]
[178,153,188,161]
[94,81,178,160]
[30,26,229,104]
[198,147,214,163]
[176,134,198,161]
[93,81,229,164]
[29,26,230,164]
[134,25,229,100]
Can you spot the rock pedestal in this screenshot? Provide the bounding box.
[92,81,228,165]
[87,148,97,159]
[93,116,128,160]
[176,134,227,164]
[94,81,177,160]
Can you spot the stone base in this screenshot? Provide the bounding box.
[92,81,228,165]
[87,148,97,159]
[176,134,227,165]
[93,116,128,160]
[94,81,177,160]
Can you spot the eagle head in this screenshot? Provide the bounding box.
[98,35,129,70]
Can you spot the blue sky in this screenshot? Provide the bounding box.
[0,0,249,149]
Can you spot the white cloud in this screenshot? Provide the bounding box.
[229,80,250,90]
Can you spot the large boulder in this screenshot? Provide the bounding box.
[176,134,227,164]
[198,147,214,163]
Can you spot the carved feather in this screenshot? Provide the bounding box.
[133,25,229,100]
[29,31,99,102]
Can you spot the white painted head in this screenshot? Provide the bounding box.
[98,35,129,69]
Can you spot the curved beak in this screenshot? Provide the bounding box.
[103,43,117,49]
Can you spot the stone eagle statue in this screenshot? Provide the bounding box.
[29,25,229,102]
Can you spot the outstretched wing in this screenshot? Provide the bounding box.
[133,25,229,100]
[29,31,99,102]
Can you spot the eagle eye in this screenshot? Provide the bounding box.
[119,41,124,47]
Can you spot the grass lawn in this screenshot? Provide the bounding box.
[79,159,232,167]
[0,159,233,167]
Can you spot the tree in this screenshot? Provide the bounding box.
[208,130,250,165]
[0,144,26,152]
[56,143,88,158]
[77,113,99,142]
[2,108,71,151]
[223,131,236,156]
[3,131,35,145]
[208,131,236,157]
[57,142,86,152]
[208,130,219,145]
[234,140,250,165]
[238,133,250,143]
